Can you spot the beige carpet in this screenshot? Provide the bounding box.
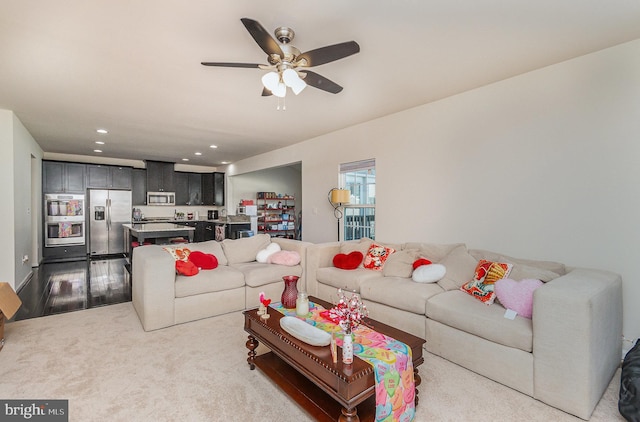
[0,303,625,421]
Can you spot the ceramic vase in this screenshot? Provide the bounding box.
[281,275,300,308]
[342,332,354,364]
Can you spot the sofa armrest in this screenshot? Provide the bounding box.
[271,238,313,291]
[132,245,177,331]
[532,268,622,419]
[305,242,342,296]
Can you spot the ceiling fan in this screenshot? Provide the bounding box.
[201,18,360,98]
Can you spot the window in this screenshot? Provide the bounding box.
[340,159,375,241]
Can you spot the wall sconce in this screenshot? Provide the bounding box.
[328,188,350,240]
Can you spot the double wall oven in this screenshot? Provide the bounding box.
[44,193,86,247]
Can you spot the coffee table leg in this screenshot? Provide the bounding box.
[246,335,258,370]
[339,406,359,422]
[414,366,422,406]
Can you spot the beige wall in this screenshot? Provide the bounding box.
[1,110,43,290]
[228,39,640,343]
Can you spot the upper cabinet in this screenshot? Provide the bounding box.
[132,168,147,205]
[146,161,175,192]
[86,165,132,189]
[175,172,205,205]
[43,161,86,193]
[202,172,225,206]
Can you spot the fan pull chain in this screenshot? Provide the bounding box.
[276,96,287,111]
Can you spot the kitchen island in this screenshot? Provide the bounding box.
[123,223,195,259]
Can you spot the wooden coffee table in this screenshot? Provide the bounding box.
[243,296,425,422]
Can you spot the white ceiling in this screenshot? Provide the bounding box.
[2,1,640,166]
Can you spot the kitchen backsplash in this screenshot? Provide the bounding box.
[136,205,224,219]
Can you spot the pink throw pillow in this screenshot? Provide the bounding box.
[494,278,543,319]
[267,250,301,266]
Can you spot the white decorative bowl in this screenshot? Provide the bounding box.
[279,316,331,347]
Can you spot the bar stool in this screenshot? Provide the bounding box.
[169,237,189,244]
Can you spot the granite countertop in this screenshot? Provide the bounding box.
[132,218,250,224]
[123,223,196,232]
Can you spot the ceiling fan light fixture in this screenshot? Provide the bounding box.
[261,71,280,92]
[272,82,287,98]
[283,68,306,95]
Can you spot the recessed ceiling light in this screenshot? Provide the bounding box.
[195,152,202,156]
[182,158,189,161]
[221,161,229,164]
[94,149,103,153]
[210,145,218,149]
[95,141,105,145]
[96,129,108,134]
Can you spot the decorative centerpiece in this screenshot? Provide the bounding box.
[258,292,271,320]
[328,289,368,364]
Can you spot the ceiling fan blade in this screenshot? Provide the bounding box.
[299,70,343,94]
[240,18,284,58]
[261,87,273,97]
[201,62,262,68]
[297,41,360,67]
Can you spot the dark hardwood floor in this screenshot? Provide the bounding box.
[14,256,131,321]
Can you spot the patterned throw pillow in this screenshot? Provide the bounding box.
[460,259,513,304]
[163,247,192,262]
[363,243,396,271]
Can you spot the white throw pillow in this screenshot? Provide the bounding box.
[256,242,281,263]
[412,264,446,283]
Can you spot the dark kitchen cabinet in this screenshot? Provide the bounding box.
[202,172,225,206]
[174,172,189,205]
[86,165,132,189]
[189,173,202,205]
[43,161,86,193]
[203,222,215,241]
[175,221,207,243]
[175,172,204,205]
[146,161,175,192]
[132,169,147,205]
[110,166,132,189]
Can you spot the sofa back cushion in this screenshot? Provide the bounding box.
[340,238,373,256]
[382,249,420,278]
[403,242,465,262]
[436,244,479,291]
[222,233,271,264]
[468,249,565,280]
[189,240,228,266]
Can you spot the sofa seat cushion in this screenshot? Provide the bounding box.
[316,267,383,293]
[175,266,245,298]
[360,277,444,314]
[426,290,533,352]
[231,262,303,288]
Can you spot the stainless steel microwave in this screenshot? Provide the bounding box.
[147,192,176,206]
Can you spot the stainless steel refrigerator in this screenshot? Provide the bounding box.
[89,189,132,256]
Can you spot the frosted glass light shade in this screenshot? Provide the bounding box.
[272,82,286,98]
[282,68,306,95]
[330,189,350,204]
[261,72,280,92]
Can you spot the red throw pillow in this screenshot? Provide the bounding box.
[412,258,433,270]
[176,260,199,276]
[188,251,218,270]
[333,251,364,270]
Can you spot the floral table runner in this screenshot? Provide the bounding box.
[271,302,416,422]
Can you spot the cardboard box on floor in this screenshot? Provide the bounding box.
[0,282,22,350]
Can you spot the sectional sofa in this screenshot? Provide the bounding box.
[132,235,622,420]
[132,234,311,332]
[304,238,622,420]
